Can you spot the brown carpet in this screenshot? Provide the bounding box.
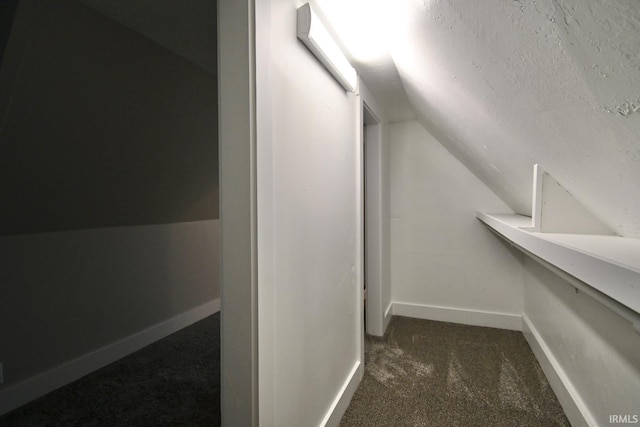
[341,316,570,426]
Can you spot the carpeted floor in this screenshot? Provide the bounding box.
[1,314,569,426]
[341,316,570,427]
[0,313,220,427]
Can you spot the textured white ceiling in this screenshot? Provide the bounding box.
[316,0,640,238]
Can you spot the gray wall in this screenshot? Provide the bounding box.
[77,0,217,74]
[0,0,218,235]
[0,0,19,66]
[0,0,219,394]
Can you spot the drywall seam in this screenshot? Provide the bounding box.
[0,299,220,416]
[391,302,522,331]
[522,313,595,427]
[319,361,363,427]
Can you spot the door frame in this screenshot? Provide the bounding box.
[361,89,391,337]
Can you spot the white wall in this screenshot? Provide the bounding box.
[0,220,220,415]
[390,121,523,330]
[256,0,363,425]
[523,258,640,426]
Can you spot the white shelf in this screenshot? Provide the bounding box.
[477,212,640,316]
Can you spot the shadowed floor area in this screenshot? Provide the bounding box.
[341,316,570,426]
[0,312,220,426]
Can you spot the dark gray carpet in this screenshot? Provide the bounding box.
[0,312,220,426]
[341,316,570,426]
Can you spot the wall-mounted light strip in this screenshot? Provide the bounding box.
[297,2,358,92]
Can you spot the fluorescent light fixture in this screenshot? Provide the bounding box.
[297,3,358,92]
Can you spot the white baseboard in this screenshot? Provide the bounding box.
[0,298,220,417]
[522,313,594,427]
[391,302,522,331]
[321,361,363,427]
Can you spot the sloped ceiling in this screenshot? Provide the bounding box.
[78,0,216,73]
[315,0,640,238]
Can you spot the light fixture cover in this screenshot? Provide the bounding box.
[297,3,358,92]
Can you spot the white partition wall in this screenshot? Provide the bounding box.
[255,0,364,425]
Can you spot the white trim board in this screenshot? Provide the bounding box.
[528,164,612,235]
[320,361,363,427]
[0,299,220,416]
[392,302,522,331]
[383,303,393,334]
[522,314,595,427]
